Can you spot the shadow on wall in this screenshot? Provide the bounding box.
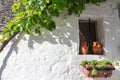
[27,19,79,49]
[97,19,120,60]
[0,16,79,79]
[118,46,120,52]
[117,3,120,17]
[0,34,23,79]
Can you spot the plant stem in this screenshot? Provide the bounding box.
[0,32,19,52]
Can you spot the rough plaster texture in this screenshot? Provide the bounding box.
[0,1,120,80]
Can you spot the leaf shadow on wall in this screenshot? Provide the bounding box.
[0,17,79,79]
[27,22,79,49]
[0,34,23,79]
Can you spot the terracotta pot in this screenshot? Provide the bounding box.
[82,68,114,78]
[105,65,114,69]
[85,64,115,70]
[85,64,94,69]
[80,41,88,55]
[92,42,103,54]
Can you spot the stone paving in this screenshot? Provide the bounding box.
[0,0,13,31]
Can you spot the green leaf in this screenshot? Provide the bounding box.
[46,20,56,31]
[53,0,65,11]
[12,1,21,12]
[0,38,5,43]
[91,68,97,75]
[115,62,119,66]
[38,0,46,11]
[46,0,50,3]
[35,27,41,35]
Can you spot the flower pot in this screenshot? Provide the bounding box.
[80,41,88,55]
[82,67,113,78]
[85,64,94,69]
[105,64,114,69]
[92,42,103,54]
[82,64,115,78]
[81,59,116,78]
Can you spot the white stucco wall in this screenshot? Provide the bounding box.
[0,1,120,80]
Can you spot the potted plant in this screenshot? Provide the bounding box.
[81,59,115,78]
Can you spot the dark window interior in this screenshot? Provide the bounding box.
[79,19,103,55]
[79,20,97,42]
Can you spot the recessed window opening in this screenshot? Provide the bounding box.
[79,18,103,55]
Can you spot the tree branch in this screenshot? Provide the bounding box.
[0,32,19,52]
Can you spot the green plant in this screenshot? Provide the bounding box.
[97,60,112,68]
[91,68,97,75]
[81,59,113,68]
[81,60,88,66]
[115,62,119,66]
[81,59,115,75]
[0,0,106,52]
[90,60,98,66]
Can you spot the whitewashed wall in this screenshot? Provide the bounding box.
[0,1,120,80]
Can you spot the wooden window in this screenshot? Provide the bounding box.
[79,19,103,55]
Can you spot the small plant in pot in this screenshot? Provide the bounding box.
[81,59,116,78]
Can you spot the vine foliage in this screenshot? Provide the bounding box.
[0,0,106,45]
